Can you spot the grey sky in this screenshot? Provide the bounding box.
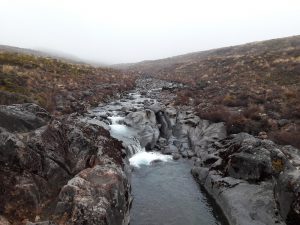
[0,0,300,64]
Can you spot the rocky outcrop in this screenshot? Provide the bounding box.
[155,106,227,159]
[187,120,227,150]
[192,167,284,225]
[191,132,300,225]
[124,110,159,150]
[54,163,130,225]
[0,103,51,132]
[0,104,131,225]
[275,167,300,224]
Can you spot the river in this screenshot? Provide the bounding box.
[93,87,228,225]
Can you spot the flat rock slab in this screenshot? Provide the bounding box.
[192,167,286,225]
[0,103,50,132]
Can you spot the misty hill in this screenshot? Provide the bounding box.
[119,35,300,148]
[119,35,300,83]
[0,44,105,66]
[0,48,136,113]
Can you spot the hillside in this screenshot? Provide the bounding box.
[0,48,136,113]
[120,35,300,148]
[120,35,300,81]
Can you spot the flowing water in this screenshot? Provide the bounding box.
[108,114,172,166]
[130,161,228,225]
[94,91,228,225]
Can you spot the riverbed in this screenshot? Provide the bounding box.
[93,85,229,225]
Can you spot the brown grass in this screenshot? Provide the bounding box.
[270,128,300,149]
[0,51,137,112]
[128,35,300,148]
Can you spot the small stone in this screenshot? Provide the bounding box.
[172,153,181,160]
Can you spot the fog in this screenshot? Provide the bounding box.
[0,0,299,64]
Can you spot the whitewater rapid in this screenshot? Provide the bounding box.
[108,115,172,168]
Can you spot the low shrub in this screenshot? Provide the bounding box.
[196,106,231,123]
[226,114,248,134]
[174,89,194,105]
[222,93,250,107]
[243,104,264,120]
[271,129,300,149]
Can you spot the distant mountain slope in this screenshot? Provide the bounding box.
[0,45,77,62]
[0,44,105,66]
[118,35,300,83]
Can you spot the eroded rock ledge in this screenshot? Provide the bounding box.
[0,103,131,225]
[191,133,300,225]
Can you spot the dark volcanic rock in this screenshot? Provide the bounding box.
[192,132,300,225]
[145,102,163,113]
[0,103,50,132]
[227,150,272,181]
[275,169,300,224]
[172,153,181,160]
[124,110,159,149]
[192,167,285,225]
[54,163,130,225]
[156,111,172,139]
[188,120,227,149]
[0,104,130,225]
[162,144,178,155]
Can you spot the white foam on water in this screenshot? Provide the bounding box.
[108,115,172,167]
[129,151,172,168]
[109,116,125,124]
[108,116,134,137]
[110,124,128,133]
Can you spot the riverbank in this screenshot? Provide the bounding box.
[0,103,131,225]
[92,80,228,225]
[100,77,299,225]
[0,77,299,225]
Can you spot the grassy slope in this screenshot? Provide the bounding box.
[0,50,136,113]
[124,35,300,148]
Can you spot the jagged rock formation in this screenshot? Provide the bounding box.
[124,110,159,150]
[0,104,131,225]
[191,133,300,225]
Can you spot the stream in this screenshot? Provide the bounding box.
[92,86,229,225]
[130,160,227,225]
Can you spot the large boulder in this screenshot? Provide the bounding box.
[0,103,51,132]
[124,109,156,127]
[215,133,293,182]
[145,102,163,113]
[156,111,172,139]
[164,106,177,128]
[187,120,227,149]
[54,162,130,225]
[192,168,285,225]
[124,110,159,149]
[137,124,160,150]
[274,169,300,224]
[227,149,272,181]
[192,132,300,225]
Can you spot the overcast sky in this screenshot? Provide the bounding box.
[0,0,299,64]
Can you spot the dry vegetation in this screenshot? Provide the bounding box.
[125,35,300,148]
[0,51,137,113]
